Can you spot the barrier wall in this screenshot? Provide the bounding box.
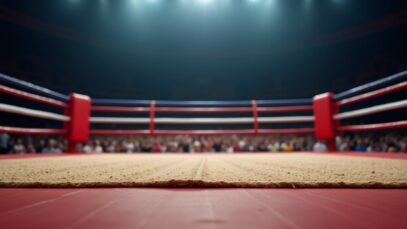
[1,71,406,152]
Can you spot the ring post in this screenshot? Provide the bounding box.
[66,93,91,153]
[251,100,259,134]
[149,100,156,135]
[313,92,337,151]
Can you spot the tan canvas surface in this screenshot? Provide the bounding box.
[1,154,406,188]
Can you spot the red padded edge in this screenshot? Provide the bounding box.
[1,152,406,160]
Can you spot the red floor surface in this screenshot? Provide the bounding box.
[1,153,406,228]
[1,152,407,160]
[0,188,406,229]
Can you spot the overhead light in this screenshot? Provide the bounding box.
[248,0,260,4]
[197,0,214,5]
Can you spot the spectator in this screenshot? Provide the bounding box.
[83,143,92,153]
[281,141,293,152]
[27,144,36,154]
[126,141,134,153]
[213,139,222,152]
[354,139,368,152]
[42,139,61,154]
[13,138,26,154]
[35,139,46,153]
[2,130,406,154]
[0,133,10,154]
[106,140,117,152]
[93,140,103,153]
[313,141,327,152]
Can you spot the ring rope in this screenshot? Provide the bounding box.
[338,120,407,132]
[91,98,313,107]
[336,81,407,106]
[260,116,314,123]
[0,103,70,122]
[90,128,314,135]
[334,70,407,100]
[0,85,67,108]
[0,73,69,101]
[90,105,313,113]
[90,117,149,124]
[89,116,314,124]
[334,99,407,120]
[0,125,66,135]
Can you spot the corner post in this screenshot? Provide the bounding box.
[313,92,337,151]
[149,100,156,135]
[66,93,91,153]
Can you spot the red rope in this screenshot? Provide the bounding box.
[0,125,66,135]
[0,85,67,108]
[258,128,314,134]
[338,120,407,132]
[336,81,407,106]
[90,130,150,135]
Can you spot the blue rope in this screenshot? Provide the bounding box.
[334,70,407,101]
[91,99,151,106]
[91,98,312,107]
[0,73,69,101]
[7,69,405,106]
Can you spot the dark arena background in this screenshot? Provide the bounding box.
[0,0,407,228]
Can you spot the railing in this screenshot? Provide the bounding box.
[0,70,406,152]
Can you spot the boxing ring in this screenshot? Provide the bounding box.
[0,71,407,229]
[0,70,406,152]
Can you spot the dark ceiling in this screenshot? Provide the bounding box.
[1,0,406,100]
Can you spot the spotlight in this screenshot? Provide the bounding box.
[248,0,260,4]
[198,0,213,5]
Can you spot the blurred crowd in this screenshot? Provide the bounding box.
[0,131,406,154]
[336,132,407,153]
[76,135,319,153]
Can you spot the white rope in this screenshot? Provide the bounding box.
[156,117,253,124]
[0,103,69,122]
[90,117,150,124]
[334,99,407,120]
[259,116,314,123]
[90,116,315,124]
